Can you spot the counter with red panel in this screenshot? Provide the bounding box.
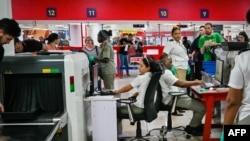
[113,45,164,66]
[142,45,164,61]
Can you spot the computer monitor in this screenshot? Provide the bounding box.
[215,59,224,85]
[89,64,99,95]
[221,42,248,51]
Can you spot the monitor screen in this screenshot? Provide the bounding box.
[221,42,248,51]
[215,59,224,84]
[89,64,99,95]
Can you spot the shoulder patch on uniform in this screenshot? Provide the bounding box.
[238,48,250,55]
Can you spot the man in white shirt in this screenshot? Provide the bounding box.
[220,9,250,141]
[159,54,205,136]
[223,49,250,125]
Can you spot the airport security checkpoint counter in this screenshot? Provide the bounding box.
[0,52,90,141]
[191,86,228,141]
[84,95,119,141]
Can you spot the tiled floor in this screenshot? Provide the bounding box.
[114,69,224,141]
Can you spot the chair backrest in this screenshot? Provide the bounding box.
[155,83,164,112]
[143,71,162,122]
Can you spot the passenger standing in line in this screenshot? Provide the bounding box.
[46,33,59,50]
[82,36,100,57]
[0,18,21,112]
[189,26,206,80]
[182,36,191,54]
[118,33,134,77]
[134,37,143,57]
[198,23,222,61]
[91,30,116,89]
[82,36,102,90]
[198,23,223,118]
[238,31,249,43]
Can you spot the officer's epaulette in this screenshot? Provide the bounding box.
[238,48,250,55]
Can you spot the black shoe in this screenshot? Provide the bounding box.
[178,110,185,113]
[172,112,183,116]
[185,125,203,136]
[126,74,130,76]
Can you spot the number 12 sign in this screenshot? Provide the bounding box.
[46,8,57,17]
[87,8,97,18]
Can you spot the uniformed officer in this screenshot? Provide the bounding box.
[90,30,116,89]
[221,9,250,141]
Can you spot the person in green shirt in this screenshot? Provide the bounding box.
[198,23,222,61]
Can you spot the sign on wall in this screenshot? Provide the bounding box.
[200,9,209,18]
[87,8,97,18]
[159,9,168,18]
[46,8,57,17]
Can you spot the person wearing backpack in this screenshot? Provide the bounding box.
[82,36,102,90]
[82,36,101,57]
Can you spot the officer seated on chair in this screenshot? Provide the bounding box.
[159,54,206,136]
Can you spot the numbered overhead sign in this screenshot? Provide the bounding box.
[200,9,209,18]
[46,8,57,17]
[87,8,97,18]
[159,9,168,18]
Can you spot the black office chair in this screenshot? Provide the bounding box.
[146,84,191,140]
[117,70,163,141]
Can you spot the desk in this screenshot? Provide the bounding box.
[191,86,228,141]
[84,96,118,141]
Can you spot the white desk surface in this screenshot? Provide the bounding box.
[84,95,119,101]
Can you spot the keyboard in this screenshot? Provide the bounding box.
[100,89,115,96]
[201,82,216,89]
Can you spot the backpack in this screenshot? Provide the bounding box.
[82,46,103,79]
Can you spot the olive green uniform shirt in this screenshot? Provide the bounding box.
[99,43,116,75]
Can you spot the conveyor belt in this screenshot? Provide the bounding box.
[0,111,67,141]
[0,125,68,141]
[0,111,64,125]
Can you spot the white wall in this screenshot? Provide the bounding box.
[88,24,102,46]
[69,24,82,47]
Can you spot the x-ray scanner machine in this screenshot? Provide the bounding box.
[0,53,90,141]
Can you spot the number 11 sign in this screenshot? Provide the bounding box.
[87,8,97,18]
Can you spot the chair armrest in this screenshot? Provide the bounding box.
[117,98,136,104]
[168,91,187,96]
[168,92,187,113]
[126,104,135,125]
[117,98,136,125]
